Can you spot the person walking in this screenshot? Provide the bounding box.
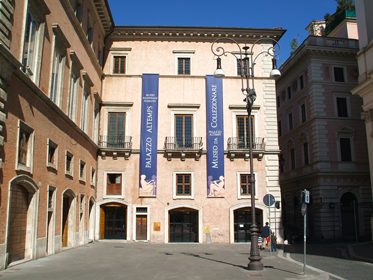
[261,222,270,250]
[271,231,277,252]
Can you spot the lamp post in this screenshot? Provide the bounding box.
[211,37,281,270]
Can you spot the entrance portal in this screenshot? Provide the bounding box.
[234,208,263,243]
[100,204,127,239]
[341,192,359,237]
[169,208,198,243]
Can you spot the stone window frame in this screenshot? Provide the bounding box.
[103,171,125,199]
[90,167,96,187]
[333,92,351,118]
[298,97,307,124]
[287,138,296,170]
[47,138,58,170]
[49,24,70,108]
[109,47,131,75]
[79,159,86,182]
[333,66,347,82]
[67,51,83,121]
[336,125,355,162]
[81,72,93,134]
[16,120,35,173]
[236,171,258,200]
[233,52,252,77]
[173,171,194,200]
[65,150,74,177]
[299,131,310,166]
[173,50,194,75]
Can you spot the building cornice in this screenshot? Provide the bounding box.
[110,26,286,43]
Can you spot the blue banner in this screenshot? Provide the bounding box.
[139,74,159,197]
[206,75,225,197]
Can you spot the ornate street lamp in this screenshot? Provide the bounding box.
[211,37,281,270]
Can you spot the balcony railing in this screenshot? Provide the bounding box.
[99,135,132,149]
[228,137,265,150]
[164,137,203,150]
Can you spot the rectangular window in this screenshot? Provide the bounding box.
[240,174,255,195]
[336,97,348,117]
[66,151,73,175]
[47,139,58,168]
[108,112,126,147]
[50,49,63,103]
[288,113,293,131]
[278,120,282,137]
[303,142,309,165]
[178,58,190,75]
[299,75,304,89]
[237,58,249,76]
[79,160,86,180]
[176,174,191,195]
[277,95,281,108]
[19,129,30,165]
[113,56,126,74]
[17,122,34,172]
[75,1,83,23]
[279,155,284,174]
[87,16,93,45]
[287,86,292,100]
[107,174,122,195]
[301,104,307,123]
[23,12,39,77]
[81,91,89,132]
[236,115,254,149]
[175,114,193,148]
[68,73,78,119]
[91,167,96,186]
[334,67,345,82]
[290,148,296,170]
[48,188,54,211]
[340,138,352,161]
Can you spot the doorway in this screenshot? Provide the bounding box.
[234,208,263,243]
[100,204,127,239]
[169,208,198,243]
[341,192,359,237]
[136,216,147,240]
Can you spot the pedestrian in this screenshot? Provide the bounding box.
[271,231,277,252]
[258,236,263,250]
[261,222,270,250]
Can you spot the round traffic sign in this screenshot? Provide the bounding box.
[263,194,275,207]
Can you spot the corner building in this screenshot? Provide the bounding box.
[97,26,285,244]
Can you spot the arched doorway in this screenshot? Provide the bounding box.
[100,203,127,240]
[169,207,198,243]
[88,197,95,241]
[341,192,358,237]
[233,207,263,243]
[62,190,76,248]
[7,176,39,265]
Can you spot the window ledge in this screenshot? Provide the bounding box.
[65,172,73,179]
[47,162,57,170]
[174,197,194,200]
[17,164,32,174]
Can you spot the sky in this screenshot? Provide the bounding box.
[107,0,339,64]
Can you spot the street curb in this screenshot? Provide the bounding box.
[278,250,347,280]
[347,242,373,264]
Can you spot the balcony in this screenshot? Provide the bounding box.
[164,136,203,161]
[99,135,132,160]
[227,137,265,161]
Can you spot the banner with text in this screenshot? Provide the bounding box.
[139,74,159,197]
[206,75,225,197]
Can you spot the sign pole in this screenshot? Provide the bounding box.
[269,204,271,257]
[303,210,306,275]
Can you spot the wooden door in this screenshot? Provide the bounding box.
[136,216,147,240]
[62,197,70,247]
[7,185,29,263]
[100,207,105,239]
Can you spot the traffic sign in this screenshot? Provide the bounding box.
[263,194,275,207]
[301,203,307,216]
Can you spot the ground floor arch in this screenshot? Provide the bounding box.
[88,197,95,241]
[62,189,76,248]
[165,204,203,243]
[7,175,39,265]
[340,192,359,237]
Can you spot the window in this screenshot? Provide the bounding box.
[17,121,34,172]
[290,148,296,170]
[65,151,74,176]
[68,73,78,119]
[334,67,345,82]
[303,142,309,165]
[276,95,281,108]
[287,86,292,100]
[175,114,193,148]
[237,171,257,199]
[299,75,304,90]
[340,138,352,161]
[91,167,96,186]
[113,56,126,74]
[48,187,55,211]
[50,24,70,107]
[178,58,190,75]
[236,115,254,149]
[176,174,191,196]
[336,97,348,117]
[86,14,94,45]
[240,174,255,195]
[79,160,86,181]
[75,0,83,23]
[278,120,282,137]
[47,139,58,168]
[237,58,249,76]
[22,12,40,79]
[108,112,126,147]
[288,113,293,131]
[301,103,307,123]
[173,172,194,199]
[68,51,83,121]
[106,174,122,195]
[81,91,89,132]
